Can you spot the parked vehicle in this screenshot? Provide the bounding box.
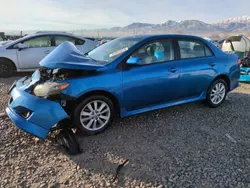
[221,35,250,82]
[0,31,98,77]
[0,40,12,46]
[239,56,250,82]
[217,39,225,49]
[6,34,240,153]
[221,35,250,58]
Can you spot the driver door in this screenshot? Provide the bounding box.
[122,39,182,112]
[16,35,54,69]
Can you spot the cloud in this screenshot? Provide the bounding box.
[0,0,134,30]
[1,0,250,31]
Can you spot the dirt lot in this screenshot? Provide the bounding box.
[0,74,250,188]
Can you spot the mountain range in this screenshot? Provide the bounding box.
[106,16,250,34]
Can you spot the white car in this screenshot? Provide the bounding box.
[0,40,13,46]
[0,32,98,77]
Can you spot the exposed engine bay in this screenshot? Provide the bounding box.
[27,67,96,102]
[26,67,97,115]
[28,67,95,98]
[39,67,95,81]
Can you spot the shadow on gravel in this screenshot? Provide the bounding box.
[0,72,32,85]
[63,91,250,187]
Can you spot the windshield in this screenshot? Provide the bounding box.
[87,37,143,64]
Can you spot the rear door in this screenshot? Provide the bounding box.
[16,35,54,69]
[175,38,216,99]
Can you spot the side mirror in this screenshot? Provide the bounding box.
[17,43,28,51]
[126,57,143,65]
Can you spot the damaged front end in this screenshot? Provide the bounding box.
[31,67,97,115]
[6,67,98,139]
[6,41,103,139]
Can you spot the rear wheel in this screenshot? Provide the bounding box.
[74,95,114,135]
[206,79,228,108]
[0,59,15,77]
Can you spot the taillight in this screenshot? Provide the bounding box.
[238,59,242,66]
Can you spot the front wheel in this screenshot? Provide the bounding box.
[74,95,114,135]
[206,79,228,108]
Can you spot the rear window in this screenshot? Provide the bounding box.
[178,40,205,59]
[55,36,76,46]
[76,39,85,45]
[205,45,213,56]
[178,39,214,59]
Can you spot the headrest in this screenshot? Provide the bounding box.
[193,45,203,51]
[146,45,155,56]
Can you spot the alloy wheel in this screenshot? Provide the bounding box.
[80,100,111,131]
[210,82,226,105]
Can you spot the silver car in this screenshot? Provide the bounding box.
[0,31,98,77]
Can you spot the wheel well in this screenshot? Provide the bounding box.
[77,90,120,115]
[0,57,17,70]
[214,74,230,89]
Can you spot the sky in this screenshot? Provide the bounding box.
[1,0,250,31]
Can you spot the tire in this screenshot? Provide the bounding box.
[0,59,15,78]
[55,129,81,155]
[74,95,114,135]
[206,79,228,108]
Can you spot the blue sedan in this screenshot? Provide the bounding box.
[6,34,240,141]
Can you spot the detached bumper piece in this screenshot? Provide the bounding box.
[239,67,250,83]
[6,86,68,140]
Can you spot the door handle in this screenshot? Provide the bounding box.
[44,50,50,54]
[209,62,216,67]
[169,67,177,73]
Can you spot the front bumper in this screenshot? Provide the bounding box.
[6,79,68,140]
[6,107,50,139]
[239,67,250,83]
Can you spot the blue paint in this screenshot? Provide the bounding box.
[239,67,250,83]
[7,34,240,139]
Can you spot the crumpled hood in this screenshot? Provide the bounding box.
[39,41,104,70]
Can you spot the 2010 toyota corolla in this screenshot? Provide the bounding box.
[6,34,240,151]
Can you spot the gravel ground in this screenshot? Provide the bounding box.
[0,74,250,188]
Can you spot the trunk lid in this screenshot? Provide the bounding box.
[39,41,104,70]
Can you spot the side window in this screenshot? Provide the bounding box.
[178,40,205,59]
[16,36,52,48]
[131,39,174,65]
[205,45,213,56]
[54,36,76,46]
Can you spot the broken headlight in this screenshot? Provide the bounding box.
[33,82,70,97]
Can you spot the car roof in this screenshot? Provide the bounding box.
[4,31,87,47]
[119,34,205,41]
[27,31,80,38]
